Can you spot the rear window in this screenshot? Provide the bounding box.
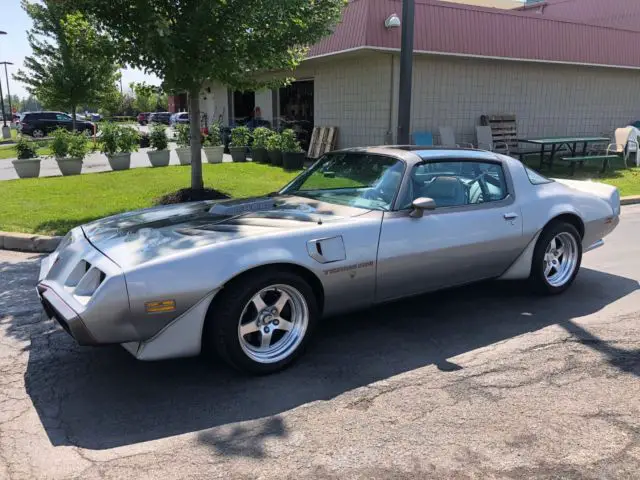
[525,167,553,185]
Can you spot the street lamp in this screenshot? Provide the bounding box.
[396,0,415,145]
[0,31,7,137]
[0,62,14,122]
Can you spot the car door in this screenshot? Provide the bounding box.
[375,159,526,302]
[55,113,74,131]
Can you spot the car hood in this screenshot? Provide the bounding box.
[81,196,368,269]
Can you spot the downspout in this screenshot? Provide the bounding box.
[386,53,395,144]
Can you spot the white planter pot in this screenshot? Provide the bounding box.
[203,146,224,164]
[56,157,83,176]
[147,149,170,167]
[12,157,41,178]
[107,152,131,171]
[175,147,192,165]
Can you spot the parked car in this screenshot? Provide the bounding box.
[36,147,620,374]
[149,112,171,125]
[170,112,189,127]
[137,112,151,125]
[20,111,97,138]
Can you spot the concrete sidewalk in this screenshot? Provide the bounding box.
[0,145,236,181]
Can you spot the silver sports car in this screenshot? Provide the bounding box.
[37,147,620,374]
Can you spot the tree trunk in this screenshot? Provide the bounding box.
[189,88,203,191]
[71,107,77,132]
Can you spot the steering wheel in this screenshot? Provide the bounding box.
[362,186,389,203]
[474,172,491,199]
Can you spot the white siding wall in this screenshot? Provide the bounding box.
[313,53,394,148]
[200,81,229,126]
[255,90,273,123]
[309,52,640,148]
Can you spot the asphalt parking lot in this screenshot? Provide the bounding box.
[0,206,639,480]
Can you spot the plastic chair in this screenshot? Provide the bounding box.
[439,126,474,148]
[412,131,433,146]
[607,127,639,168]
[475,126,508,153]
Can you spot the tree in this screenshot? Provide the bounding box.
[69,0,346,191]
[14,1,120,130]
[130,82,164,113]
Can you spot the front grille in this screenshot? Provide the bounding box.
[63,260,106,305]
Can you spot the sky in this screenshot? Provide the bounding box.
[0,0,161,99]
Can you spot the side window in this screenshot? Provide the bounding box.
[407,160,508,208]
[56,114,71,121]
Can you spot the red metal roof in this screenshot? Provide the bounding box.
[307,0,640,68]
[525,0,640,33]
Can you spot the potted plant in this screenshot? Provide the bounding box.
[100,122,139,171]
[147,124,170,167]
[175,124,191,165]
[12,136,41,178]
[266,131,283,165]
[251,127,271,163]
[203,122,224,164]
[281,129,305,170]
[51,128,86,176]
[229,126,251,162]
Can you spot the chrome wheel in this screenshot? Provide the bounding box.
[238,284,309,364]
[32,129,44,138]
[543,232,579,287]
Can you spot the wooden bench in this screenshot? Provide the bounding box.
[561,155,620,175]
[480,114,538,160]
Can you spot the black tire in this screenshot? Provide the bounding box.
[203,269,319,375]
[529,221,582,295]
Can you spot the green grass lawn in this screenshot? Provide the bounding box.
[0,128,18,144]
[523,156,640,197]
[0,163,300,235]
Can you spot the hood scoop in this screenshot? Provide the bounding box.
[208,198,275,216]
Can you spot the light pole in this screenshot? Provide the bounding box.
[0,62,14,124]
[396,0,415,145]
[0,31,7,135]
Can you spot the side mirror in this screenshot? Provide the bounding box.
[409,197,436,218]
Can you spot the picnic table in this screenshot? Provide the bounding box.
[517,136,610,172]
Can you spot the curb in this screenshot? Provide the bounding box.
[0,231,61,254]
[1,196,640,254]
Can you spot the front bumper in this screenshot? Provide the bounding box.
[36,284,99,345]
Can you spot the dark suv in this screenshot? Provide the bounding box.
[149,112,171,125]
[20,111,97,138]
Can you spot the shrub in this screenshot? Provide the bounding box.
[204,122,223,147]
[266,131,282,151]
[68,132,89,159]
[149,124,168,150]
[118,126,140,153]
[230,126,251,147]
[15,136,38,159]
[175,124,190,147]
[100,123,140,155]
[50,128,70,158]
[280,129,302,153]
[252,127,272,149]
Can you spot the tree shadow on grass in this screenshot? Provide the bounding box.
[13,260,635,452]
[33,216,115,237]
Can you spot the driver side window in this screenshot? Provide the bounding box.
[404,160,508,209]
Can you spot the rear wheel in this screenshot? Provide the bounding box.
[529,221,582,295]
[203,269,318,374]
[32,129,44,138]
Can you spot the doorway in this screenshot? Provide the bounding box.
[279,80,314,151]
[232,91,255,125]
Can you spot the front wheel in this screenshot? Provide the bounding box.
[529,222,582,295]
[203,270,318,374]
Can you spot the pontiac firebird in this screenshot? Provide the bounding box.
[37,147,620,374]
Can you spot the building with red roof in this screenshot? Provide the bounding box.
[198,0,640,148]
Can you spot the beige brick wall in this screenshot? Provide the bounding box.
[410,55,640,145]
[310,52,640,148]
[312,53,394,148]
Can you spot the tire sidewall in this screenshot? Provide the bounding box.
[531,222,583,295]
[207,270,318,374]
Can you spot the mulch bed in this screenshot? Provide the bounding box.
[154,188,230,205]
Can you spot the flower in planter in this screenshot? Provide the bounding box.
[230,126,251,147]
[149,124,169,150]
[280,129,303,153]
[15,136,38,159]
[100,122,140,155]
[266,131,283,151]
[68,131,89,159]
[50,128,70,158]
[203,122,223,147]
[252,127,272,149]
[118,126,140,153]
[175,124,190,147]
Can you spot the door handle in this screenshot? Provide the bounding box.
[503,213,519,221]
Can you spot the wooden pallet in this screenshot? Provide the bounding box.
[307,126,338,158]
[481,114,518,149]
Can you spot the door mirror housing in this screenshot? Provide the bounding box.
[410,197,436,218]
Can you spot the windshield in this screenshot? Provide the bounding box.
[281,152,405,211]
